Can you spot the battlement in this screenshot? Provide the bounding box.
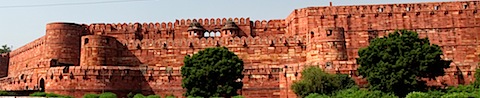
[87,22,175,34]
[9,37,45,57]
[176,17,251,27]
[119,36,306,50]
[294,1,479,16]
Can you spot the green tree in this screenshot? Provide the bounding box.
[181,47,244,97]
[291,66,356,97]
[333,87,398,98]
[0,45,11,54]
[83,93,99,98]
[405,92,429,98]
[98,92,117,98]
[474,68,480,87]
[357,30,451,96]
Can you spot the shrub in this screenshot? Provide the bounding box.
[30,92,47,97]
[332,87,398,98]
[46,93,62,97]
[405,92,429,98]
[440,92,479,98]
[425,90,445,98]
[182,47,244,97]
[0,91,16,96]
[305,93,330,98]
[292,66,356,97]
[83,93,99,98]
[232,95,244,98]
[99,92,117,98]
[187,96,202,98]
[133,94,145,98]
[146,95,161,98]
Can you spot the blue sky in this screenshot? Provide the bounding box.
[0,0,451,49]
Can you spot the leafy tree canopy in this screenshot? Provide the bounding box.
[0,44,11,54]
[356,30,451,96]
[181,47,244,97]
[291,66,356,97]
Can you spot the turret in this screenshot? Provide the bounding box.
[187,21,206,38]
[221,20,240,37]
[45,22,85,66]
[80,35,119,66]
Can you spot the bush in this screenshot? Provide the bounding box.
[305,93,330,98]
[182,47,244,97]
[0,91,16,96]
[292,66,356,97]
[232,95,244,98]
[187,96,202,98]
[133,93,145,98]
[83,93,99,98]
[146,95,160,98]
[440,92,479,98]
[332,87,398,98]
[30,92,71,98]
[99,92,117,98]
[474,68,480,87]
[30,92,47,97]
[405,92,429,98]
[446,85,479,93]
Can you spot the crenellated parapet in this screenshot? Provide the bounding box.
[120,36,306,50]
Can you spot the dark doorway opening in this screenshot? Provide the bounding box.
[39,78,45,92]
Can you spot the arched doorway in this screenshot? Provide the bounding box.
[39,78,45,92]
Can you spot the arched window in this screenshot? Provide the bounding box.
[215,31,221,37]
[204,31,209,37]
[84,38,89,45]
[210,32,215,37]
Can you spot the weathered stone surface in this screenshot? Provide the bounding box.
[0,1,479,98]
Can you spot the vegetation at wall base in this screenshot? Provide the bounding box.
[0,91,16,96]
[181,47,244,97]
[30,92,73,98]
[291,66,356,97]
[356,30,450,97]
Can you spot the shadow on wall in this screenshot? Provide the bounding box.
[91,38,153,97]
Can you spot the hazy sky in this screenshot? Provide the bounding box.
[0,0,452,49]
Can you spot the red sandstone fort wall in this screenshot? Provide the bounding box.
[1,1,480,98]
[8,37,48,77]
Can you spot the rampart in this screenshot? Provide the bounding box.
[1,1,480,98]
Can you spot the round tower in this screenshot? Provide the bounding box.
[45,22,85,66]
[80,35,118,66]
[306,27,347,66]
[320,27,347,61]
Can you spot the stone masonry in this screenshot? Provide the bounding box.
[1,1,480,98]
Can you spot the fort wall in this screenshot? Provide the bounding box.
[8,36,48,77]
[1,1,480,98]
